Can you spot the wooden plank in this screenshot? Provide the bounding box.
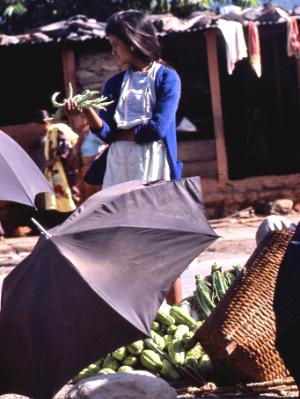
[62,47,77,96]
[182,160,218,178]
[178,139,216,162]
[62,47,77,129]
[205,31,228,183]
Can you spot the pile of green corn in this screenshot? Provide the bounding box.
[74,304,211,383]
[74,264,243,383]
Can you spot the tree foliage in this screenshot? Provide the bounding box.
[0,0,259,35]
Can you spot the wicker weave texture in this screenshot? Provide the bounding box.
[196,230,294,382]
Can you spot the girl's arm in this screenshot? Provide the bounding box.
[132,69,181,143]
[87,80,119,144]
[65,80,118,144]
[65,100,103,130]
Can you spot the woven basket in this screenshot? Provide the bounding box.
[195,229,294,382]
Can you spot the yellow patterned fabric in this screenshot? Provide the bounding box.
[44,123,78,212]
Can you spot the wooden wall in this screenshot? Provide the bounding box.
[178,139,218,178]
[0,123,44,154]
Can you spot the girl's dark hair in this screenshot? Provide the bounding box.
[106,10,161,63]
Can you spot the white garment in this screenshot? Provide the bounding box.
[216,19,248,75]
[114,61,161,129]
[102,141,170,189]
[80,129,106,157]
[103,61,170,188]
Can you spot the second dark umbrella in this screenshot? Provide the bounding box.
[0,129,53,207]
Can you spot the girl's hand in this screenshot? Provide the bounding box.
[65,99,82,116]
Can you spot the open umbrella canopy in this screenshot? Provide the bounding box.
[0,129,53,207]
[0,177,218,398]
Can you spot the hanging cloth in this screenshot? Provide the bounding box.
[287,16,300,58]
[248,21,262,78]
[217,19,248,75]
[44,123,78,212]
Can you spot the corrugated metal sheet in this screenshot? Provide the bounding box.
[0,9,299,47]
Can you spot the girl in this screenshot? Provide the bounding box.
[65,10,182,304]
[66,9,182,188]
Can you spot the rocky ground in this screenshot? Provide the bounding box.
[0,211,299,398]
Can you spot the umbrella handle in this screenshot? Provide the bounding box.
[31,218,52,239]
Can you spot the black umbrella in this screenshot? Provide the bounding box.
[0,129,53,207]
[0,177,218,398]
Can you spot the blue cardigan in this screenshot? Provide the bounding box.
[87,64,183,184]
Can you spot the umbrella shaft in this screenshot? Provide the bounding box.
[31,218,52,239]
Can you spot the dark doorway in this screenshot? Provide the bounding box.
[220,23,300,180]
[161,31,214,141]
[0,43,65,125]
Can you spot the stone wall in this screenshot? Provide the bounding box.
[75,50,119,92]
[202,173,300,218]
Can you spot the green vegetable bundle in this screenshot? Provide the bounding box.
[73,264,243,384]
[73,303,213,383]
[193,263,243,320]
[50,82,113,122]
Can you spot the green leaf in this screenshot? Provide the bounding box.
[3,1,27,17]
[3,5,15,18]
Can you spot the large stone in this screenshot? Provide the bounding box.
[78,52,117,74]
[66,370,177,399]
[76,70,100,85]
[270,199,294,215]
[76,51,119,92]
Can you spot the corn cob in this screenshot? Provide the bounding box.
[173,324,190,340]
[211,264,227,302]
[156,308,175,327]
[224,270,235,287]
[98,368,116,374]
[127,340,144,355]
[195,275,215,319]
[160,359,180,380]
[123,355,138,367]
[140,349,163,371]
[168,339,185,366]
[147,330,165,351]
[102,355,119,371]
[118,365,133,373]
[112,346,127,361]
[151,321,160,332]
[232,264,243,278]
[169,306,196,329]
